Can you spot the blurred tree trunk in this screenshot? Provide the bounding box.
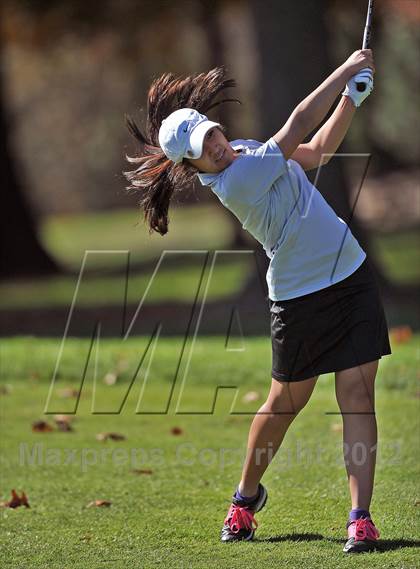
[0,69,59,278]
[199,0,250,248]
[237,0,390,302]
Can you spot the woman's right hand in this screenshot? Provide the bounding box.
[342,50,375,79]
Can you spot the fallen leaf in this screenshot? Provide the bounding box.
[54,414,74,423]
[32,420,54,433]
[95,432,126,442]
[54,415,74,432]
[0,385,11,395]
[170,427,183,436]
[414,499,420,507]
[103,372,118,385]
[132,469,153,475]
[331,423,343,432]
[0,489,30,508]
[58,388,79,399]
[389,326,413,345]
[242,391,261,403]
[86,500,112,508]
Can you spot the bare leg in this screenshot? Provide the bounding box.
[239,376,318,497]
[335,360,378,511]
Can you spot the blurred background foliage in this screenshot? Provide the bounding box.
[0,0,419,334]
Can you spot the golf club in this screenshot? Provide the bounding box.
[356,0,374,92]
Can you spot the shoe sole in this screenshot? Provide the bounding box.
[220,529,255,543]
[343,540,378,553]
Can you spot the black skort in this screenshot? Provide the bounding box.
[269,259,392,382]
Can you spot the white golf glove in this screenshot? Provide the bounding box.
[342,68,374,107]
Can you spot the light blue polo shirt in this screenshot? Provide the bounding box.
[197,137,366,301]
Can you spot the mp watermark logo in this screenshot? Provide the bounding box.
[37,153,384,417]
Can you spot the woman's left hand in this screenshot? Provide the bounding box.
[341,50,375,79]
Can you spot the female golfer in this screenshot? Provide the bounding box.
[124,49,391,554]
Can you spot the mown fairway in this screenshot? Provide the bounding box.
[0,336,419,568]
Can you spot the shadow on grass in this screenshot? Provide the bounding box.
[257,534,420,551]
[326,537,420,552]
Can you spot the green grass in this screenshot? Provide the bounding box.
[41,205,235,271]
[0,206,418,310]
[0,258,251,309]
[371,230,420,285]
[0,336,419,568]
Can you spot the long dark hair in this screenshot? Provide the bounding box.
[124,67,240,236]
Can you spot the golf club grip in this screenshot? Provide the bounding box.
[356,0,374,92]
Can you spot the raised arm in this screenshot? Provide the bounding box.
[290,95,356,171]
[273,50,375,160]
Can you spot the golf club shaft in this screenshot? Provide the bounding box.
[356,0,374,92]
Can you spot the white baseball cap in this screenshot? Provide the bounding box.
[158,108,220,164]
